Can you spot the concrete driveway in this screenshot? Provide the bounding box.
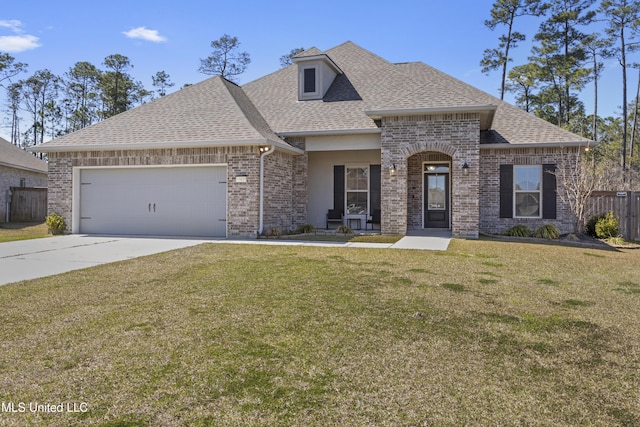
[0,235,209,286]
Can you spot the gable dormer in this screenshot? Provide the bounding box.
[293,50,342,101]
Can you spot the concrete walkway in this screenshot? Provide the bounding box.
[391,229,452,251]
[0,232,452,286]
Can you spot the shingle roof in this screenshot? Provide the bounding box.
[38,41,590,152]
[38,76,291,151]
[0,137,48,173]
[244,41,591,145]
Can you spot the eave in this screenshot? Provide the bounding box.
[365,105,497,130]
[32,138,304,155]
[480,140,597,150]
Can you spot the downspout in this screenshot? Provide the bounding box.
[5,189,11,222]
[258,145,275,235]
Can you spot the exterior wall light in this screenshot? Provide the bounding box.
[389,163,397,174]
[259,146,270,153]
[462,162,470,175]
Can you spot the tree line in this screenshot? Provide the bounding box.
[0,34,303,153]
[482,0,640,188]
[0,53,177,150]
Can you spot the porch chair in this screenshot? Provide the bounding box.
[366,209,381,230]
[326,209,343,229]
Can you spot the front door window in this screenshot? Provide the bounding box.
[424,164,450,228]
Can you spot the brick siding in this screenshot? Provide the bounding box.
[380,113,481,238]
[479,146,578,235]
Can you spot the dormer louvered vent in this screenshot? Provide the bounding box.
[303,68,316,93]
[293,51,343,101]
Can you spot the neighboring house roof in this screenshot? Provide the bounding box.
[0,137,48,174]
[244,41,592,145]
[37,77,301,154]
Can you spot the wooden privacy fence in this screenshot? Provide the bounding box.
[587,191,640,241]
[9,187,47,222]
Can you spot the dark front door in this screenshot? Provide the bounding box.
[424,167,450,228]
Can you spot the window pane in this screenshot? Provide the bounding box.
[514,165,541,191]
[346,192,367,215]
[346,167,368,191]
[515,192,540,217]
[428,175,446,210]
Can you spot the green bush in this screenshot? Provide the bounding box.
[337,225,354,234]
[585,213,607,237]
[45,212,67,235]
[294,224,316,234]
[503,225,532,237]
[595,211,619,239]
[533,224,560,239]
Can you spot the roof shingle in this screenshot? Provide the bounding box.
[0,137,48,173]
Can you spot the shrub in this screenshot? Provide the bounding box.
[503,225,532,237]
[337,225,354,234]
[294,224,315,234]
[533,224,560,239]
[585,213,607,237]
[263,227,281,237]
[45,212,67,235]
[595,211,619,239]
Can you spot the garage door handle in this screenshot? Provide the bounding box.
[153,203,156,212]
[148,203,151,212]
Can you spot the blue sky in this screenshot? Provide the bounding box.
[0,0,626,141]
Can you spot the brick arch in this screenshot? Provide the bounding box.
[400,141,458,158]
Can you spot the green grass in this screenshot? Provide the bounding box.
[0,222,50,242]
[1,239,640,426]
[273,233,403,244]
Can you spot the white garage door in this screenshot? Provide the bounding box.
[79,166,227,237]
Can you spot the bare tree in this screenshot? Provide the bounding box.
[279,47,305,68]
[553,147,604,233]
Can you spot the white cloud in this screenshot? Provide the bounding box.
[0,35,41,53]
[0,19,41,52]
[0,20,23,33]
[123,27,167,43]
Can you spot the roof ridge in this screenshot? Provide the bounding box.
[220,78,284,143]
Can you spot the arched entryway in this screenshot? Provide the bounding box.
[407,152,452,232]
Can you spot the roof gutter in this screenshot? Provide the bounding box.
[277,128,381,138]
[480,140,597,150]
[258,145,276,235]
[0,161,48,174]
[31,138,304,155]
[364,104,497,118]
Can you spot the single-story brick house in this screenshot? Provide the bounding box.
[1,137,48,222]
[37,41,592,238]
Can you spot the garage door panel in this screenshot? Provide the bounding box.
[79,167,227,237]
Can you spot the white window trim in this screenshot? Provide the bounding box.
[299,65,320,100]
[345,164,370,216]
[513,165,542,219]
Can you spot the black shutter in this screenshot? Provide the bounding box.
[499,165,513,218]
[370,165,381,214]
[542,164,557,219]
[333,165,344,213]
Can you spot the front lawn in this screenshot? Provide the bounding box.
[0,222,50,243]
[1,240,639,426]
